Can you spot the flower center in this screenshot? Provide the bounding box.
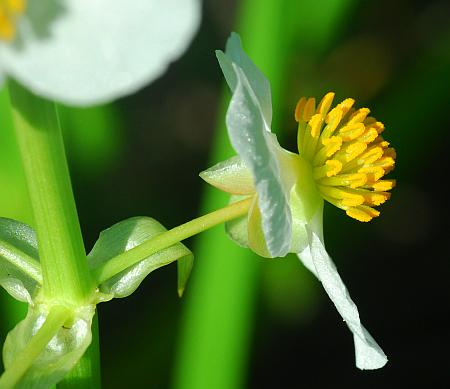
[295,92,396,222]
[0,0,25,41]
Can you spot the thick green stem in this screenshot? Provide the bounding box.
[93,197,252,284]
[8,81,92,304]
[0,305,71,389]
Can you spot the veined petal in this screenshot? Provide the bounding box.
[199,156,254,195]
[297,208,387,370]
[0,0,200,105]
[219,62,291,257]
[216,32,272,126]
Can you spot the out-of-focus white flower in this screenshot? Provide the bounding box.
[0,0,200,105]
[201,32,393,370]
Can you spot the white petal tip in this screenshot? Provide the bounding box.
[354,331,388,370]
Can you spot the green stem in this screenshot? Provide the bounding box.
[93,197,253,284]
[0,305,71,389]
[8,81,92,304]
[7,81,101,388]
[57,312,101,389]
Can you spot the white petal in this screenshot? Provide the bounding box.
[297,209,387,369]
[218,69,291,257]
[215,34,291,257]
[216,32,272,126]
[0,0,200,105]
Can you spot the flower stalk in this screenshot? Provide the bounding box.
[92,197,252,284]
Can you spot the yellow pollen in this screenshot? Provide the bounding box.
[334,142,367,164]
[318,186,365,207]
[303,98,316,121]
[313,136,342,166]
[358,166,385,181]
[0,0,25,41]
[336,98,355,116]
[308,113,322,138]
[369,179,396,191]
[325,159,342,176]
[294,92,396,222]
[346,206,380,222]
[366,120,385,134]
[294,97,306,122]
[319,108,343,141]
[360,146,384,164]
[338,123,365,141]
[322,136,342,156]
[347,108,370,125]
[313,159,342,180]
[344,188,391,206]
[319,173,367,188]
[317,92,335,117]
[358,128,379,144]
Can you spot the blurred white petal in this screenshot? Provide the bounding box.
[0,0,200,105]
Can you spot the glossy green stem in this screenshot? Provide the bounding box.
[8,81,92,305]
[93,197,252,284]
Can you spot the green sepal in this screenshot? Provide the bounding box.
[199,156,254,195]
[88,217,193,299]
[2,303,94,389]
[0,218,42,303]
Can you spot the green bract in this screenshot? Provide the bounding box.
[0,0,200,106]
[0,217,192,387]
[0,218,41,303]
[88,216,193,299]
[202,32,388,370]
[3,304,94,389]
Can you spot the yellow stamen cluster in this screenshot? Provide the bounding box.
[0,0,25,41]
[295,92,396,222]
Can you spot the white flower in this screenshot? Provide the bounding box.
[201,32,389,370]
[0,0,200,105]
